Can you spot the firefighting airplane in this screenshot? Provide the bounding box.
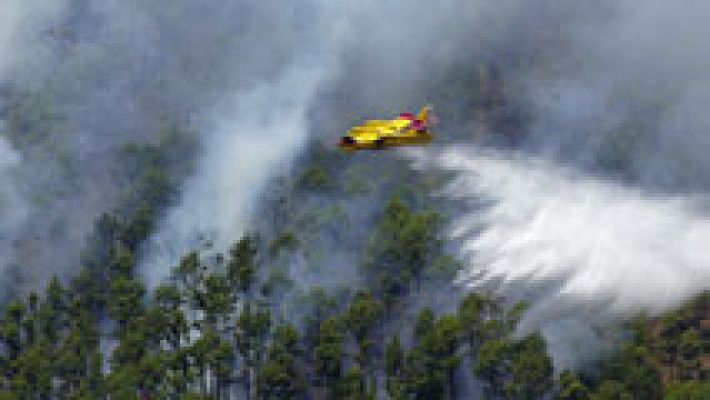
[338,106,434,150]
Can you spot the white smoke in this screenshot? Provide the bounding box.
[140,65,328,287]
[0,139,26,230]
[0,138,29,281]
[138,3,349,287]
[407,146,710,366]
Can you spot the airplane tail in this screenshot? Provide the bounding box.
[417,105,437,127]
[417,105,430,122]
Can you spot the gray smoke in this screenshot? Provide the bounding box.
[522,1,710,190]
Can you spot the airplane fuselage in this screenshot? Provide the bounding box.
[339,107,433,150]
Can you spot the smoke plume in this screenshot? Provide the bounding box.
[139,63,334,288]
[137,2,347,286]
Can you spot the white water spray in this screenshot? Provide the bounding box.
[408,146,710,365]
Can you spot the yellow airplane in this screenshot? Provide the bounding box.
[339,106,434,150]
